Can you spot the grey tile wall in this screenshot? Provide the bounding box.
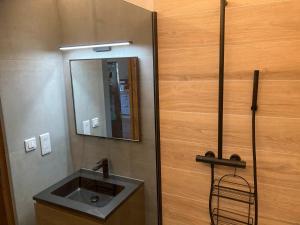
[0,1,72,225]
[58,1,159,224]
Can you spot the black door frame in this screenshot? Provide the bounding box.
[152,12,163,225]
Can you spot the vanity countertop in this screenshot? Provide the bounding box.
[33,169,144,220]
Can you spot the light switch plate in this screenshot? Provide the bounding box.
[83,120,91,135]
[24,137,37,153]
[40,133,51,156]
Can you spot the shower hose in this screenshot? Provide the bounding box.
[208,71,259,225]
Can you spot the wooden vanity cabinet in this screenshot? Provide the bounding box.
[35,187,145,225]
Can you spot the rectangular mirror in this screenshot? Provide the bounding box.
[70,57,140,141]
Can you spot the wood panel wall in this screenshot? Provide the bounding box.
[155,0,300,224]
[0,102,15,225]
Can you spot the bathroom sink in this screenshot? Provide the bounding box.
[33,169,143,220]
[52,176,124,208]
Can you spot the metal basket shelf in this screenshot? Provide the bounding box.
[210,174,255,225]
[212,179,255,205]
[212,208,254,225]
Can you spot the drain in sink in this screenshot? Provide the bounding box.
[90,196,100,203]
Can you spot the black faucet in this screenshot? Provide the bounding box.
[92,158,109,178]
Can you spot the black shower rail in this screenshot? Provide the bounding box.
[195,0,260,224]
[195,0,245,168]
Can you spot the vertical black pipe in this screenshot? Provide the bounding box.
[252,71,259,111]
[218,0,227,159]
[252,70,259,225]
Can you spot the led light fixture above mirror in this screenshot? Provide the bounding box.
[59,41,132,51]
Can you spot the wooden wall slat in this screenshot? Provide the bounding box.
[162,193,209,225]
[160,80,300,118]
[161,111,300,155]
[155,0,293,17]
[158,0,300,49]
[162,166,300,224]
[159,40,300,80]
[161,138,300,190]
[163,192,298,225]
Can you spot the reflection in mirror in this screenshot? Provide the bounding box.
[70,58,140,141]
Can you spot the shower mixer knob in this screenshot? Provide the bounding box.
[205,151,216,158]
[230,154,242,162]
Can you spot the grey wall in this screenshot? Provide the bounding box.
[0,1,71,225]
[58,0,158,225]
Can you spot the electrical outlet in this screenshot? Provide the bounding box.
[83,120,91,135]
